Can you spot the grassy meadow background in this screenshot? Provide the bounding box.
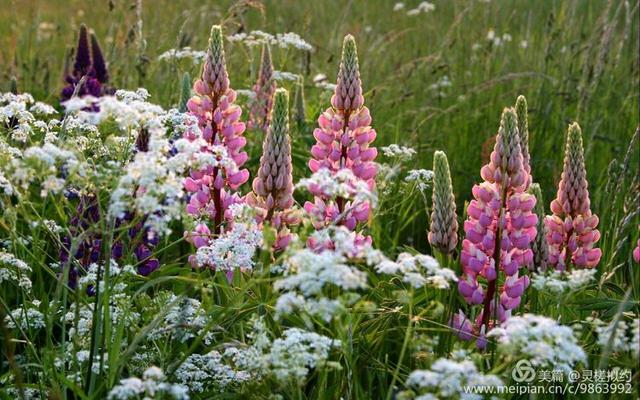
[1,0,639,398]
[1,1,638,255]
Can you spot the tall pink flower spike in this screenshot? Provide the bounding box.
[248,43,276,132]
[633,238,640,263]
[545,123,601,271]
[305,34,377,247]
[453,108,537,349]
[245,88,300,250]
[183,25,249,261]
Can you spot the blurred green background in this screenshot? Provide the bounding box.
[1,0,638,253]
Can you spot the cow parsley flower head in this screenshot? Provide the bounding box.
[0,251,32,291]
[405,357,503,399]
[589,316,640,360]
[373,252,457,289]
[158,47,207,64]
[487,314,586,374]
[268,328,339,383]
[5,300,45,330]
[228,30,313,52]
[192,204,263,270]
[381,144,416,161]
[405,169,434,191]
[108,366,189,400]
[274,226,371,322]
[531,268,596,295]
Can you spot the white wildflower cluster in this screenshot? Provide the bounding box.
[274,227,370,322]
[531,268,597,295]
[5,300,45,331]
[175,350,257,393]
[485,29,512,47]
[13,142,82,197]
[381,144,417,161]
[176,319,338,393]
[0,250,32,291]
[195,204,263,271]
[2,387,42,399]
[429,75,452,97]
[0,172,14,195]
[393,2,405,11]
[487,314,586,375]
[65,262,139,328]
[30,101,57,116]
[267,328,339,382]
[374,252,457,289]
[405,358,503,400]
[108,366,189,400]
[188,143,239,174]
[72,89,165,133]
[108,125,186,235]
[75,261,137,304]
[158,47,207,64]
[59,262,139,382]
[0,92,49,143]
[61,96,98,113]
[235,89,257,101]
[405,169,434,191]
[406,1,436,16]
[312,74,337,91]
[227,31,313,52]
[273,70,300,82]
[30,218,64,234]
[297,168,377,209]
[588,316,640,360]
[149,293,214,345]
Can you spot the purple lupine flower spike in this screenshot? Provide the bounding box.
[90,32,108,84]
[454,108,537,348]
[74,24,92,77]
[61,25,112,103]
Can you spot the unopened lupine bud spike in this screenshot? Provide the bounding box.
[429,151,458,254]
[179,72,191,112]
[515,95,531,187]
[249,43,276,131]
[331,34,363,112]
[545,122,601,270]
[74,24,91,76]
[527,183,548,271]
[203,25,229,96]
[480,107,526,190]
[270,88,289,137]
[248,88,297,249]
[90,32,108,83]
[293,76,306,124]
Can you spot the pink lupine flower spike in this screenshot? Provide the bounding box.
[455,108,537,348]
